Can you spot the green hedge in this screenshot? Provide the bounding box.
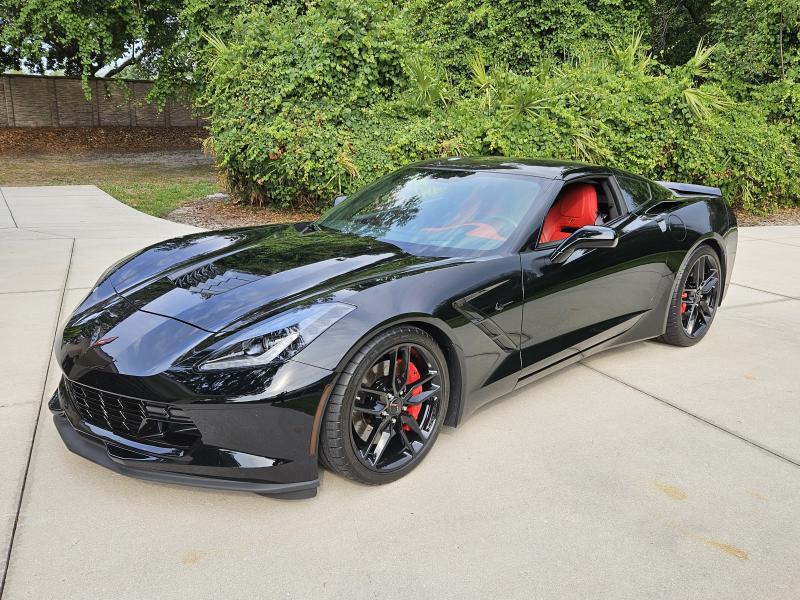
[204,1,800,214]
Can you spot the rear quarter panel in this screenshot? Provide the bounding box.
[621,193,737,343]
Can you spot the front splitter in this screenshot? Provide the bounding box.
[52,411,318,499]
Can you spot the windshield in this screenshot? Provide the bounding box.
[317,168,546,256]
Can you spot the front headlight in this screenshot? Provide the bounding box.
[197,302,355,371]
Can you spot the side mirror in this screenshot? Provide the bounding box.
[333,195,347,206]
[550,225,618,264]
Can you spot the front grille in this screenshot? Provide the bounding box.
[64,379,200,447]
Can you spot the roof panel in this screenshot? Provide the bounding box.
[411,156,603,179]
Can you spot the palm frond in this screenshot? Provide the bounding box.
[201,31,229,70]
[336,149,359,179]
[570,116,608,162]
[682,86,733,121]
[609,30,652,74]
[326,144,360,193]
[572,130,599,162]
[406,55,450,108]
[469,52,495,110]
[501,84,554,120]
[685,39,716,79]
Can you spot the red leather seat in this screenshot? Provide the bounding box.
[539,183,598,244]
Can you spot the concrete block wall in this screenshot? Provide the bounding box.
[0,74,202,128]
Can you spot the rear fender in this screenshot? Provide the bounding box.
[659,233,729,334]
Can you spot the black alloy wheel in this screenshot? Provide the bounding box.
[319,326,449,484]
[350,342,443,471]
[660,245,722,347]
[680,253,720,338]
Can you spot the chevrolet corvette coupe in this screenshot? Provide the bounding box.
[51,157,738,498]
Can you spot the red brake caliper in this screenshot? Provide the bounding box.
[681,292,688,313]
[402,359,423,431]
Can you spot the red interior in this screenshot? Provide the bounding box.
[539,183,598,244]
[422,222,505,241]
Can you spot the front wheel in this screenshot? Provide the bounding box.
[659,245,722,347]
[319,326,449,485]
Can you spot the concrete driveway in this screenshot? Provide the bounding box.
[1,186,799,600]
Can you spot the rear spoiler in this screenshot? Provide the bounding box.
[657,181,722,198]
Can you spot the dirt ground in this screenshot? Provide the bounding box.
[0,127,319,225]
[0,126,207,155]
[0,149,221,216]
[734,206,800,226]
[164,193,319,229]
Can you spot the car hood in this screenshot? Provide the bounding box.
[98,224,446,333]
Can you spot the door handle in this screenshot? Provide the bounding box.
[495,300,513,312]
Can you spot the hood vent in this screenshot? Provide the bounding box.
[168,263,261,298]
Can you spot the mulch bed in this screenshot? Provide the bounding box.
[735,206,800,226]
[0,126,208,155]
[165,194,319,230]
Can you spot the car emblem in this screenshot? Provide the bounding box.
[387,397,403,416]
[91,336,118,348]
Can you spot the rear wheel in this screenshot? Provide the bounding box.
[659,245,722,347]
[319,326,449,485]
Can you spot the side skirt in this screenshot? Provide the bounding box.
[513,313,658,391]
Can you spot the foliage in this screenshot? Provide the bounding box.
[205,19,800,214]
[146,0,291,105]
[405,0,650,74]
[0,0,179,79]
[405,55,452,109]
[610,31,654,75]
[202,0,408,208]
[648,0,712,65]
[751,79,800,143]
[4,0,800,214]
[0,0,281,96]
[710,0,800,84]
[647,0,800,85]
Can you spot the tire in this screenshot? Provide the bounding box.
[319,326,450,485]
[659,244,722,347]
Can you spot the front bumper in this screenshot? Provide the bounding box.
[49,370,330,499]
[51,408,318,498]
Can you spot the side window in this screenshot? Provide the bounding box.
[616,175,651,210]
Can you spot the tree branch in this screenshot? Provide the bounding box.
[780,9,785,79]
[103,51,142,78]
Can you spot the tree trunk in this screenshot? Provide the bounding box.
[780,10,786,79]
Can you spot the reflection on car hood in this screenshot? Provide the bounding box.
[104,224,446,332]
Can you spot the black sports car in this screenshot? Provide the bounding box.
[51,157,738,498]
